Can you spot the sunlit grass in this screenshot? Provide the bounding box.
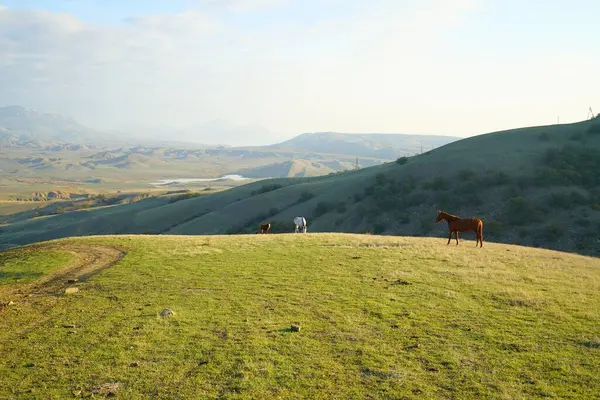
[0,234,599,399]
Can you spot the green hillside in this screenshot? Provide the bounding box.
[1,118,600,256]
[233,159,344,178]
[1,234,599,398]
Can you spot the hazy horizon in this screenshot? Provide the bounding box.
[1,0,598,144]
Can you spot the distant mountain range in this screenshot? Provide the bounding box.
[0,105,101,147]
[0,105,464,180]
[0,105,462,155]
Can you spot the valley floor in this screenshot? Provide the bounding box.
[1,234,599,399]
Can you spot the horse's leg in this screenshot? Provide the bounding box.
[455,231,459,246]
[447,231,452,245]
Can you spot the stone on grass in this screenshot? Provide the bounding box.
[88,382,122,397]
[65,287,79,294]
[290,324,301,332]
[159,308,175,317]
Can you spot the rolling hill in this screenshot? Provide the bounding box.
[269,132,461,158]
[1,234,599,398]
[233,160,342,178]
[1,117,599,256]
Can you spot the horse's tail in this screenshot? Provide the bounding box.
[478,219,483,244]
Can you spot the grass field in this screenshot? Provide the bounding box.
[1,234,599,399]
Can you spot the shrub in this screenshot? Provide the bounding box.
[375,173,388,186]
[422,176,448,191]
[570,132,584,141]
[313,201,333,217]
[458,168,476,181]
[169,192,202,204]
[297,191,315,204]
[538,132,550,141]
[478,171,511,187]
[538,146,600,187]
[250,183,284,196]
[373,223,387,234]
[393,212,410,224]
[587,122,600,135]
[434,192,460,210]
[494,172,511,185]
[504,196,542,225]
[547,191,589,209]
[396,156,409,165]
[541,223,562,241]
[403,192,426,208]
[418,216,433,235]
[485,220,503,236]
[353,193,364,202]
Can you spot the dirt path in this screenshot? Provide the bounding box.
[0,243,126,310]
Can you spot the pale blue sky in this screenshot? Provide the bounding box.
[0,0,598,144]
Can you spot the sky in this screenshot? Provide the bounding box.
[0,0,598,144]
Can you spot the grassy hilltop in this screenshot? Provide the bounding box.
[1,118,599,256]
[1,234,599,398]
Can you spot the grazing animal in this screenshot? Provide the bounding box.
[435,210,483,247]
[294,216,307,233]
[259,223,271,234]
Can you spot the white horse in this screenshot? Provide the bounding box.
[294,216,307,233]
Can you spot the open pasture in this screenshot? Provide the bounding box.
[1,233,599,399]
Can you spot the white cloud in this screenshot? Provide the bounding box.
[0,0,598,142]
[186,0,285,12]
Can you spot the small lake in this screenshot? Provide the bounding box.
[152,174,250,185]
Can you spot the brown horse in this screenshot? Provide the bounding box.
[435,210,483,247]
[259,223,271,234]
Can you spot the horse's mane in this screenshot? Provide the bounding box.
[440,211,460,220]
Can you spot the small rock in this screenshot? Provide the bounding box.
[65,287,79,294]
[72,389,82,397]
[89,382,122,397]
[290,324,301,332]
[159,308,174,317]
[8,301,15,306]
